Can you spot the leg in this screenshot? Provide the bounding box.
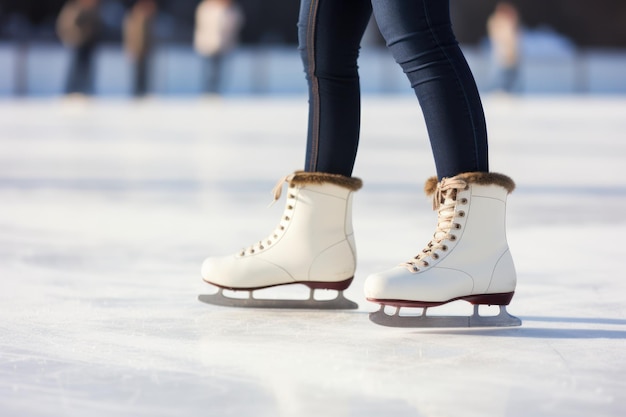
[200,0,370,309]
[208,53,224,94]
[501,65,519,93]
[365,1,519,327]
[66,47,86,94]
[80,44,96,95]
[298,0,372,177]
[371,0,488,179]
[133,56,148,97]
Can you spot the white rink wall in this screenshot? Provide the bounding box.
[1,43,626,96]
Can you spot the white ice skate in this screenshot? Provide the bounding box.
[199,171,362,309]
[364,172,521,327]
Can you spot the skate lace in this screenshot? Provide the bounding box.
[401,178,468,272]
[239,173,296,256]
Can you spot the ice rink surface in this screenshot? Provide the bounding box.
[1,95,625,416]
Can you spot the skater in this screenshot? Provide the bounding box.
[193,0,245,95]
[200,0,520,327]
[56,0,102,96]
[123,0,158,97]
[487,2,521,93]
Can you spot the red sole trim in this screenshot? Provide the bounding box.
[204,276,354,292]
[367,291,515,308]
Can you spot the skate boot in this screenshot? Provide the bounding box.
[364,172,521,327]
[199,171,362,309]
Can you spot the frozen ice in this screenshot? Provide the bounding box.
[0,95,625,417]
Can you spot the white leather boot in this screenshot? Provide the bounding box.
[200,171,362,309]
[365,172,520,326]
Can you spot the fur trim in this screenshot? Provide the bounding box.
[424,177,439,195]
[424,172,515,195]
[290,171,363,191]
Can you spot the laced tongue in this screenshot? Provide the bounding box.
[241,173,296,256]
[401,177,467,272]
[269,173,296,206]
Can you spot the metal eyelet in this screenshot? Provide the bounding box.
[284,216,290,221]
[442,245,448,251]
[432,253,439,260]
[288,194,295,199]
[457,211,465,217]
[423,261,429,267]
[249,249,255,254]
[412,266,419,272]
[460,198,468,204]
[280,226,285,231]
[287,205,293,210]
[449,235,457,241]
[259,245,264,250]
[454,223,462,229]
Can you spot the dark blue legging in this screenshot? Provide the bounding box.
[298,0,488,180]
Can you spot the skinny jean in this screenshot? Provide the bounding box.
[66,43,96,95]
[298,0,488,179]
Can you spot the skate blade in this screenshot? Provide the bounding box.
[369,305,521,328]
[198,288,358,310]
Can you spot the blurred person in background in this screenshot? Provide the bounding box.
[193,0,244,95]
[123,0,158,97]
[487,2,521,93]
[56,0,102,97]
